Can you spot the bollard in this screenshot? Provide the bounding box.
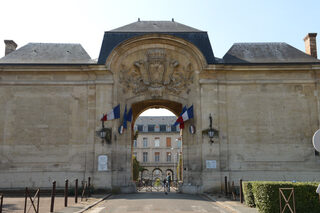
[88,177,91,197]
[75,179,78,203]
[224,176,228,196]
[231,181,236,200]
[50,181,56,212]
[24,187,28,213]
[0,194,3,213]
[240,179,244,203]
[37,189,40,213]
[64,179,68,207]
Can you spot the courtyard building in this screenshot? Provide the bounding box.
[133,116,182,181]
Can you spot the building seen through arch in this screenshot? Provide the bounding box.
[133,116,182,182]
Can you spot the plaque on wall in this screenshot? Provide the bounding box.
[98,155,108,171]
[206,160,217,169]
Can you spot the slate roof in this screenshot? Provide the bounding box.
[223,42,320,64]
[0,43,94,64]
[111,21,203,32]
[135,116,177,126]
[98,20,215,64]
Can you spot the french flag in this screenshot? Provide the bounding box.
[101,104,120,121]
[123,105,128,129]
[127,107,132,122]
[174,106,187,126]
[176,105,193,129]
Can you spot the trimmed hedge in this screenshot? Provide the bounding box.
[242,181,320,213]
[243,181,255,207]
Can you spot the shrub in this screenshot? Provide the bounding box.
[242,181,255,207]
[111,186,120,194]
[248,181,320,213]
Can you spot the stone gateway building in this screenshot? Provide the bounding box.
[0,20,320,193]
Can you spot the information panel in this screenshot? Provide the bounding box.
[98,155,108,171]
[206,160,217,169]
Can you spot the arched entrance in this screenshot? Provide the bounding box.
[166,169,174,181]
[152,168,163,180]
[131,100,183,185]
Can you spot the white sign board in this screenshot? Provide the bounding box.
[98,155,108,171]
[316,184,320,194]
[206,160,217,169]
[313,129,320,152]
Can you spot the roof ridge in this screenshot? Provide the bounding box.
[27,42,82,45]
[110,20,203,32]
[233,42,287,45]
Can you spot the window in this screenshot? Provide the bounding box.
[154,137,160,147]
[155,152,160,162]
[160,125,166,132]
[166,137,171,147]
[177,138,182,148]
[138,125,143,132]
[133,140,137,148]
[167,152,171,162]
[148,125,155,132]
[143,152,148,162]
[155,125,160,132]
[171,125,177,132]
[143,138,148,147]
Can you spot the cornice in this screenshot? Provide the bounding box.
[205,64,320,72]
[0,64,108,72]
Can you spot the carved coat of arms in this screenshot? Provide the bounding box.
[119,49,193,97]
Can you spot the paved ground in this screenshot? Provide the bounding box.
[0,194,104,213]
[205,194,258,213]
[1,195,68,213]
[85,192,233,213]
[1,192,258,213]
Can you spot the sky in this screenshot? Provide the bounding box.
[1,0,319,116]
[140,108,175,116]
[1,0,319,60]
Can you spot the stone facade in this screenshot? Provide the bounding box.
[0,21,320,193]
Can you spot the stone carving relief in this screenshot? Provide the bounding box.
[119,49,193,97]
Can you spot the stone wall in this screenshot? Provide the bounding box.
[0,66,114,189]
[200,66,320,192]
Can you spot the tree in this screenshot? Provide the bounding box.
[132,155,144,181]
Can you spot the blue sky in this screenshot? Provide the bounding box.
[1,0,319,59]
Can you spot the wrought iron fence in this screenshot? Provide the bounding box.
[135,179,180,192]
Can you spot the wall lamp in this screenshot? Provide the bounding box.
[96,114,111,143]
[208,113,215,143]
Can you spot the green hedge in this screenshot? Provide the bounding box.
[242,181,320,213]
[243,181,255,207]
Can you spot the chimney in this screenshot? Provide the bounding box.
[303,33,317,58]
[4,40,17,56]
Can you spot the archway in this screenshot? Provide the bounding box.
[140,169,150,180]
[131,100,184,191]
[166,169,174,181]
[152,168,163,180]
[131,99,182,123]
